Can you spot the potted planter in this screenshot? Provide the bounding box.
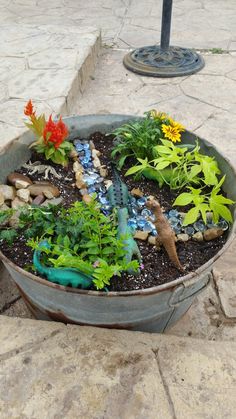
[0,114,235,333]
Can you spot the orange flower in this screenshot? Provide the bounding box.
[43,115,68,149]
[24,100,35,117]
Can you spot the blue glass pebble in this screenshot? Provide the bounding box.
[136,217,147,229]
[143,221,154,232]
[141,208,152,218]
[83,143,90,150]
[217,219,229,231]
[137,197,147,208]
[184,226,195,236]
[130,206,138,217]
[99,196,109,205]
[128,218,137,230]
[173,226,182,235]
[75,143,84,152]
[193,221,207,232]
[151,228,158,236]
[169,216,179,227]
[88,186,96,194]
[168,209,179,218]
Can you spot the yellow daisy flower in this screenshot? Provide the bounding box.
[170,119,185,133]
[161,124,181,143]
[150,110,168,121]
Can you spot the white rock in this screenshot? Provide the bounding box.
[148,236,156,246]
[15,180,31,189]
[73,161,83,173]
[0,185,16,201]
[193,232,204,242]
[177,233,189,242]
[104,180,113,190]
[92,149,101,158]
[16,188,30,203]
[93,156,101,168]
[99,166,108,177]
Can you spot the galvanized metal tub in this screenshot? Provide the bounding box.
[0,114,236,332]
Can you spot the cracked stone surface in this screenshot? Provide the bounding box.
[0,316,236,419]
[0,24,100,153]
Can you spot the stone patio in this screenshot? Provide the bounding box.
[0,0,236,416]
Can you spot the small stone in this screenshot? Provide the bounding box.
[73,161,83,173]
[99,167,108,178]
[148,236,156,246]
[0,185,16,201]
[11,197,26,209]
[137,197,147,208]
[177,233,189,242]
[32,195,45,205]
[92,149,101,158]
[104,180,113,189]
[28,183,60,198]
[93,157,101,168]
[131,188,144,198]
[134,230,149,241]
[82,194,93,204]
[7,172,32,188]
[204,228,224,241]
[89,140,95,150]
[192,232,204,242]
[0,192,4,206]
[16,188,30,203]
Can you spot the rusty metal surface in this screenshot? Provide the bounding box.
[0,114,236,332]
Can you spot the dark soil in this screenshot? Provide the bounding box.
[0,133,228,292]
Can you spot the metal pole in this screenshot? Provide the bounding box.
[160,0,173,50]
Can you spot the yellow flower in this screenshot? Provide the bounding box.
[161,124,182,143]
[150,110,168,121]
[169,118,185,133]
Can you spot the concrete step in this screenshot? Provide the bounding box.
[0,315,235,419]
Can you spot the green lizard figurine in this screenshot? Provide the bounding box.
[33,240,93,289]
[107,164,142,268]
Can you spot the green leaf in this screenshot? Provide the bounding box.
[125,165,144,176]
[182,207,200,226]
[154,160,171,170]
[0,229,17,244]
[173,193,194,206]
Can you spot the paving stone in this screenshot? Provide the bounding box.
[0,317,236,418]
[214,270,236,319]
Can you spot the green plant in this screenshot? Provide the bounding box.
[3,200,139,289]
[173,177,234,225]
[110,110,185,169]
[24,100,74,166]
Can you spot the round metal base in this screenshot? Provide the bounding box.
[123,45,205,77]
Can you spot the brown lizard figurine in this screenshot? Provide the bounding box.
[147,199,184,272]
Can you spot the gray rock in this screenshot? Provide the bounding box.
[41,197,63,207]
[11,197,27,209]
[0,185,16,201]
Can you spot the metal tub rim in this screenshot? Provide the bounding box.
[0,113,236,298]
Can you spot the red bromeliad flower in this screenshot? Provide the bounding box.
[43,115,68,149]
[24,99,35,117]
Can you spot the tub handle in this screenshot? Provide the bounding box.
[168,271,212,307]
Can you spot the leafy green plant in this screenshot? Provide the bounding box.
[2,200,139,289]
[110,110,185,169]
[173,177,234,225]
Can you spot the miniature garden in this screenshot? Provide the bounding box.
[0,101,234,292]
